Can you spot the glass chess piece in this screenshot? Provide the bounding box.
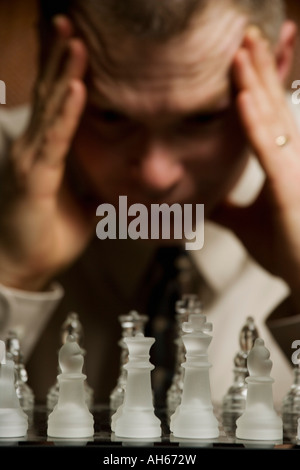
[166,294,203,414]
[109,310,148,411]
[281,363,300,439]
[47,312,94,410]
[5,331,35,418]
[169,309,219,439]
[221,316,259,435]
[112,332,161,439]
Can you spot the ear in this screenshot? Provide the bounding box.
[274,20,298,84]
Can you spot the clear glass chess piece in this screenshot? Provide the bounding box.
[47,312,94,410]
[166,294,202,414]
[222,316,259,435]
[109,310,148,411]
[5,331,35,418]
[281,364,300,439]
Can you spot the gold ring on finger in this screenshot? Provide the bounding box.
[275,134,289,148]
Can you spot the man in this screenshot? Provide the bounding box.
[0,0,299,407]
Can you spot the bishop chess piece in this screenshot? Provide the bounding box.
[110,310,148,411]
[0,340,28,438]
[47,312,93,410]
[222,317,259,434]
[167,294,202,413]
[47,335,94,439]
[170,311,219,439]
[111,333,161,439]
[5,331,35,417]
[282,363,300,438]
[236,338,283,441]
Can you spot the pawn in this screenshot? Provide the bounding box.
[112,333,161,439]
[236,338,282,441]
[47,335,94,439]
[0,340,28,438]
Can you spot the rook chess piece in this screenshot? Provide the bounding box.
[236,338,282,441]
[170,311,219,439]
[47,335,94,439]
[112,333,161,439]
[0,340,28,438]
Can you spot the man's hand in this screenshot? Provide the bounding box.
[212,25,300,306]
[0,16,94,291]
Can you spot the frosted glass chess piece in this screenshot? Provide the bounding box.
[0,340,28,438]
[47,335,94,439]
[112,333,161,439]
[282,363,300,439]
[167,295,202,413]
[236,338,283,441]
[5,331,34,417]
[47,312,93,410]
[170,311,219,439]
[110,310,148,411]
[222,317,259,434]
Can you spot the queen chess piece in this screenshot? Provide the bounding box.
[170,310,219,439]
[110,310,148,411]
[112,333,161,439]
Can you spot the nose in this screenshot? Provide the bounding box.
[131,141,183,194]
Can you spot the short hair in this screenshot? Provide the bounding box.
[39,0,285,44]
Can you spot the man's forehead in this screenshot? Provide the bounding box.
[87,5,247,115]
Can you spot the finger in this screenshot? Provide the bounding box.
[243,28,286,106]
[36,79,87,168]
[40,39,88,129]
[38,15,74,99]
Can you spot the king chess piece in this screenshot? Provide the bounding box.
[47,335,94,439]
[112,333,161,439]
[170,311,219,439]
[236,338,283,441]
[222,317,259,434]
[167,294,202,414]
[0,340,28,438]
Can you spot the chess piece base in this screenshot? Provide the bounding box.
[47,406,94,438]
[0,408,28,438]
[171,406,219,439]
[114,408,161,439]
[236,412,283,441]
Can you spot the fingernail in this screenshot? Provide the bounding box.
[246,25,262,39]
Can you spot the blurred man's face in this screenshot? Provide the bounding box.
[72,5,249,215]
